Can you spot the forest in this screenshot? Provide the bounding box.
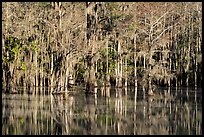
[2,2,202,95]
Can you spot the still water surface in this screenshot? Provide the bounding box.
[2,87,202,135]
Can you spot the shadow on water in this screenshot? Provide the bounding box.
[2,86,202,135]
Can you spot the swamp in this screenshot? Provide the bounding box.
[2,2,202,135]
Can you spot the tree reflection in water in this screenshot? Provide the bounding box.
[2,87,202,135]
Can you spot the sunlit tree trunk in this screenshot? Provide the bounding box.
[174,33,178,90]
[124,56,128,87]
[116,40,123,87]
[185,11,191,88]
[50,52,54,93]
[106,37,110,86]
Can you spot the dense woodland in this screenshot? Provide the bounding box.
[2,2,202,94]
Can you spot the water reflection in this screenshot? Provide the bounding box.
[2,87,202,135]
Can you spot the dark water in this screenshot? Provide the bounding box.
[2,87,202,135]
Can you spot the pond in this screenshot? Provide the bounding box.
[2,87,202,135]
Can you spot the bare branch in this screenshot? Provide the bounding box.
[151,10,170,28]
[152,22,180,44]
